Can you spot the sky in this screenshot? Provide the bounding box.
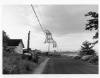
[2,5,98,51]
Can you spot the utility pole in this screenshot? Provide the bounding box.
[48,42,50,52]
[27,31,30,52]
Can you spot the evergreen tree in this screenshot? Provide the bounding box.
[79,41,96,56]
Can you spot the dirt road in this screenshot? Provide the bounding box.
[43,57,98,74]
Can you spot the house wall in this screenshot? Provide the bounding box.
[7,42,23,54]
[14,42,23,54]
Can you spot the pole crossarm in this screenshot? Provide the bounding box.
[44,29,57,48]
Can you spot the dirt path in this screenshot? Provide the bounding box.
[33,58,50,74]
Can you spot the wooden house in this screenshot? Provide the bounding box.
[7,39,24,54]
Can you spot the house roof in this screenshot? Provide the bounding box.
[7,39,24,48]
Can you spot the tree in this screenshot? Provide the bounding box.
[85,11,98,44]
[3,31,10,42]
[79,41,96,56]
[3,30,10,50]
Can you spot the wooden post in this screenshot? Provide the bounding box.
[27,31,30,52]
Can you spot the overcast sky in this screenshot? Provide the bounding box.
[2,5,98,51]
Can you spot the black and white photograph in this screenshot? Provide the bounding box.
[2,2,98,75]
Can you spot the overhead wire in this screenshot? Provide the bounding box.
[31,4,58,51]
[31,4,45,33]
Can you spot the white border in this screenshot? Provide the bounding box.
[0,0,99,5]
[0,0,99,78]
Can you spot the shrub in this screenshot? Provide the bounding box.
[88,55,98,65]
[3,64,18,74]
[73,56,81,60]
[81,55,92,61]
[3,52,37,74]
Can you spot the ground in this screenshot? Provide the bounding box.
[41,56,98,74]
[33,58,49,74]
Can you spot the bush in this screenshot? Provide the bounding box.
[88,55,98,65]
[73,56,81,60]
[3,64,18,74]
[81,55,92,61]
[3,50,47,74]
[3,52,37,74]
[79,49,95,56]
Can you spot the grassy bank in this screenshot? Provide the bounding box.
[3,51,46,74]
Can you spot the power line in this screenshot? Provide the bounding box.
[31,4,44,33]
[31,4,58,52]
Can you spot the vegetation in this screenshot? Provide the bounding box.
[88,55,98,65]
[3,50,47,74]
[3,51,37,74]
[79,41,96,56]
[85,11,98,44]
[75,11,99,65]
[77,40,98,65]
[3,31,10,50]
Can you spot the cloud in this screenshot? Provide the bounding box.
[2,5,98,37]
[53,32,94,51]
[34,5,98,36]
[2,5,98,51]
